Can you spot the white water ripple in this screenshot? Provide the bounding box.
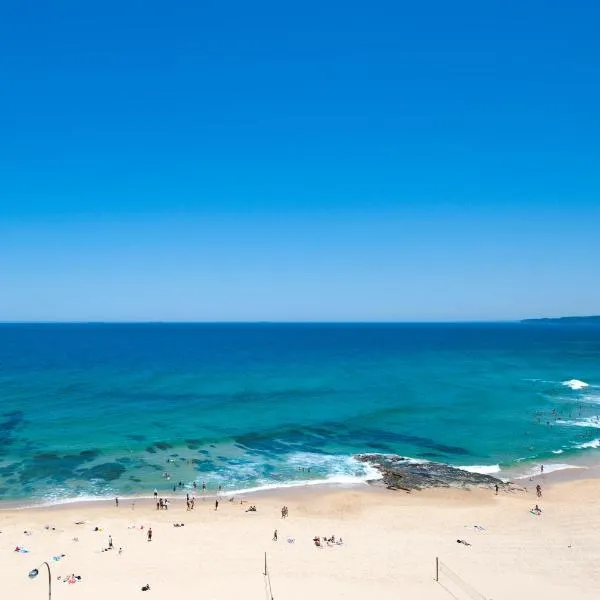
[457,464,501,475]
[562,379,590,391]
[557,417,600,429]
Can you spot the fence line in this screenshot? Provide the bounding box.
[435,557,488,600]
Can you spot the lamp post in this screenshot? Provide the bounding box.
[28,561,52,600]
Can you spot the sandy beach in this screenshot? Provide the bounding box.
[2,474,599,600]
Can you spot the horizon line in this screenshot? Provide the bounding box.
[0,319,541,325]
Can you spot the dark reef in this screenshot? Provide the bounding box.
[356,454,508,491]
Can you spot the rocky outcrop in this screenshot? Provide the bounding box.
[356,454,509,492]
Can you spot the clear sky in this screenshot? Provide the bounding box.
[1,1,599,321]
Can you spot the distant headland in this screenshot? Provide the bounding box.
[521,316,600,324]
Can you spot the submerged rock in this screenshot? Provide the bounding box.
[79,462,126,482]
[355,454,507,491]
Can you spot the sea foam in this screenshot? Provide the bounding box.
[562,379,590,390]
[514,463,585,479]
[557,417,600,429]
[574,438,600,449]
[457,464,501,475]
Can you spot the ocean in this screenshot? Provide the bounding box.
[1,322,599,505]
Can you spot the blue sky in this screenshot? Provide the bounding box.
[1,1,599,321]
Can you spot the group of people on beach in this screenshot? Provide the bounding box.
[313,534,343,547]
[156,498,169,510]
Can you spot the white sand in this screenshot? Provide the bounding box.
[2,478,599,600]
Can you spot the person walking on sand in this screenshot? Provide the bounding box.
[273,529,278,542]
[147,528,152,542]
[495,484,498,495]
[108,534,113,549]
[153,489,158,499]
[536,484,542,498]
[215,499,219,511]
[115,497,119,508]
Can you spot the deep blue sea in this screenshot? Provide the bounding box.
[1,323,599,505]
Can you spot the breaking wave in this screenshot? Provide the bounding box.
[562,379,590,391]
[457,464,501,475]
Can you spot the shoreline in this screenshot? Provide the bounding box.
[0,479,384,512]
[2,455,596,513]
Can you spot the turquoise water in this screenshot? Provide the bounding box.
[1,323,599,504]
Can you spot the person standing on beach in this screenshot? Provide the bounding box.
[215,499,219,511]
[153,489,158,499]
[273,529,278,541]
[147,528,152,542]
[495,484,498,495]
[108,535,113,549]
[115,497,119,508]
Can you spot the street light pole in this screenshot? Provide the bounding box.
[29,561,52,600]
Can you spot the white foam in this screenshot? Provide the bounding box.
[557,417,600,429]
[537,463,584,475]
[582,393,600,404]
[562,379,590,391]
[574,438,600,449]
[283,452,383,481]
[514,463,585,479]
[198,452,384,497]
[457,464,501,475]
[220,474,374,497]
[551,449,564,454]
